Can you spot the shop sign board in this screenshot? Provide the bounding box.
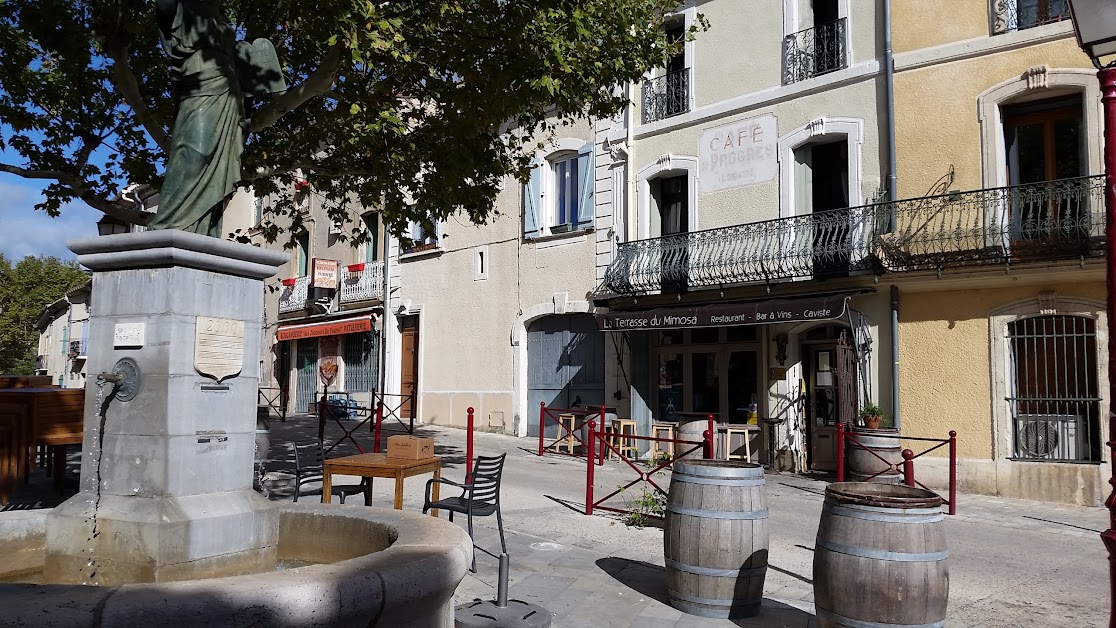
[597,296,849,331]
[699,114,778,194]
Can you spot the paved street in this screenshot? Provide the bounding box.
[262,414,1109,628]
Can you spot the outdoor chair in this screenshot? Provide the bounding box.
[422,453,507,572]
[292,440,370,505]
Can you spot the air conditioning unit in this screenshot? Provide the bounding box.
[1016,414,1086,460]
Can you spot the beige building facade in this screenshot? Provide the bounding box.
[34,281,93,389]
[889,1,1107,505]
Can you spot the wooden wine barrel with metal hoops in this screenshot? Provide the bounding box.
[813,482,949,628]
[664,460,768,619]
[847,427,903,484]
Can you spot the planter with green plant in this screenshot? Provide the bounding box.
[859,403,884,430]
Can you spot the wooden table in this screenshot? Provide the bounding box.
[322,453,442,516]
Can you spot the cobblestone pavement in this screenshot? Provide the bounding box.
[11,412,1107,627]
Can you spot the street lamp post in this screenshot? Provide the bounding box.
[1066,2,1116,625]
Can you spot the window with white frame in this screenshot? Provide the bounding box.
[403,218,441,254]
[524,140,594,238]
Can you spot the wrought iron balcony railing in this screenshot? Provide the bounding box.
[992,0,1070,35]
[783,18,847,85]
[603,207,878,295]
[598,175,1105,297]
[340,261,385,303]
[877,175,1104,272]
[278,275,312,313]
[642,68,690,124]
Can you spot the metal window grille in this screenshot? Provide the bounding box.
[642,68,690,124]
[343,332,379,393]
[992,0,1070,35]
[1007,315,1100,462]
[782,18,847,85]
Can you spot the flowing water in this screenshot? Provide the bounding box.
[78,384,110,586]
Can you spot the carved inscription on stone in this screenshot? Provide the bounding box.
[194,317,244,382]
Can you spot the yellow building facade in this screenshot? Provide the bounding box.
[890,2,1107,505]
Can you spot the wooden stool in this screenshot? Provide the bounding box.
[651,423,676,460]
[724,426,753,462]
[556,413,578,454]
[611,419,638,459]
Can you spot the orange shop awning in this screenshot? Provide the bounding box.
[276,316,374,341]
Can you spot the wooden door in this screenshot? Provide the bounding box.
[400,316,419,418]
[808,346,839,471]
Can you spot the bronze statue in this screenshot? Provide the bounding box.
[151,0,285,237]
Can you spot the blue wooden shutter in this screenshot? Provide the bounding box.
[523,159,543,239]
[576,141,595,230]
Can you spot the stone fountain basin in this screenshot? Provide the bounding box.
[0,503,473,627]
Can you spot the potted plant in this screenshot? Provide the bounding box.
[859,403,883,430]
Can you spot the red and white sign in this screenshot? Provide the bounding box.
[312,258,339,289]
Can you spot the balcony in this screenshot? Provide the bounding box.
[278,276,312,313]
[992,0,1070,35]
[340,261,385,304]
[642,68,690,124]
[598,175,1105,297]
[782,18,847,85]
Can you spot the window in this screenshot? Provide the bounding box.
[254,196,264,225]
[642,19,691,123]
[649,175,688,238]
[474,245,489,281]
[343,332,379,393]
[793,138,852,276]
[782,0,847,84]
[295,232,310,276]
[362,213,380,262]
[1003,96,1085,239]
[404,219,440,254]
[992,0,1070,35]
[1006,315,1099,462]
[523,140,594,239]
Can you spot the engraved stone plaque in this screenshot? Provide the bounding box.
[194,317,245,382]
[114,323,145,348]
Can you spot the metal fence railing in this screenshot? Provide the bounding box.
[992,0,1070,35]
[782,18,847,84]
[642,68,690,124]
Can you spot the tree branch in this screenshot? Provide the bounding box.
[248,46,343,134]
[0,163,151,225]
[105,46,172,152]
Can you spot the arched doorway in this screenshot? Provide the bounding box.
[526,314,605,437]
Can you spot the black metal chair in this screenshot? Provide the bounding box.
[292,440,370,505]
[423,453,507,572]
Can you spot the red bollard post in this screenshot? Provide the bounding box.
[902,449,916,488]
[599,406,608,466]
[373,401,384,453]
[703,430,713,459]
[836,422,845,482]
[466,407,475,482]
[948,430,958,515]
[585,420,596,515]
[538,402,546,457]
[707,414,715,459]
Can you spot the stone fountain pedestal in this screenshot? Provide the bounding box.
[45,231,288,585]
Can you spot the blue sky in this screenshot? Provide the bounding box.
[0,174,100,262]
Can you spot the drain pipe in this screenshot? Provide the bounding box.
[890,285,900,430]
[626,81,637,242]
[884,0,901,430]
[884,0,898,209]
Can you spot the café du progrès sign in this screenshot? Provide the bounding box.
[699,114,777,194]
[596,296,849,331]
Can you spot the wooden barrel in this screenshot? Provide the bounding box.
[675,415,710,459]
[847,427,902,483]
[813,482,949,628]
[664,460,768,618]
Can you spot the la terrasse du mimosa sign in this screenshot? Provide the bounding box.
[596,296,850,331]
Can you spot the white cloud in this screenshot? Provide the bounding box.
[0,175,101,261]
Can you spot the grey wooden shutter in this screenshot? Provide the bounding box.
[523,159,543,239]
[576,142,595,230]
